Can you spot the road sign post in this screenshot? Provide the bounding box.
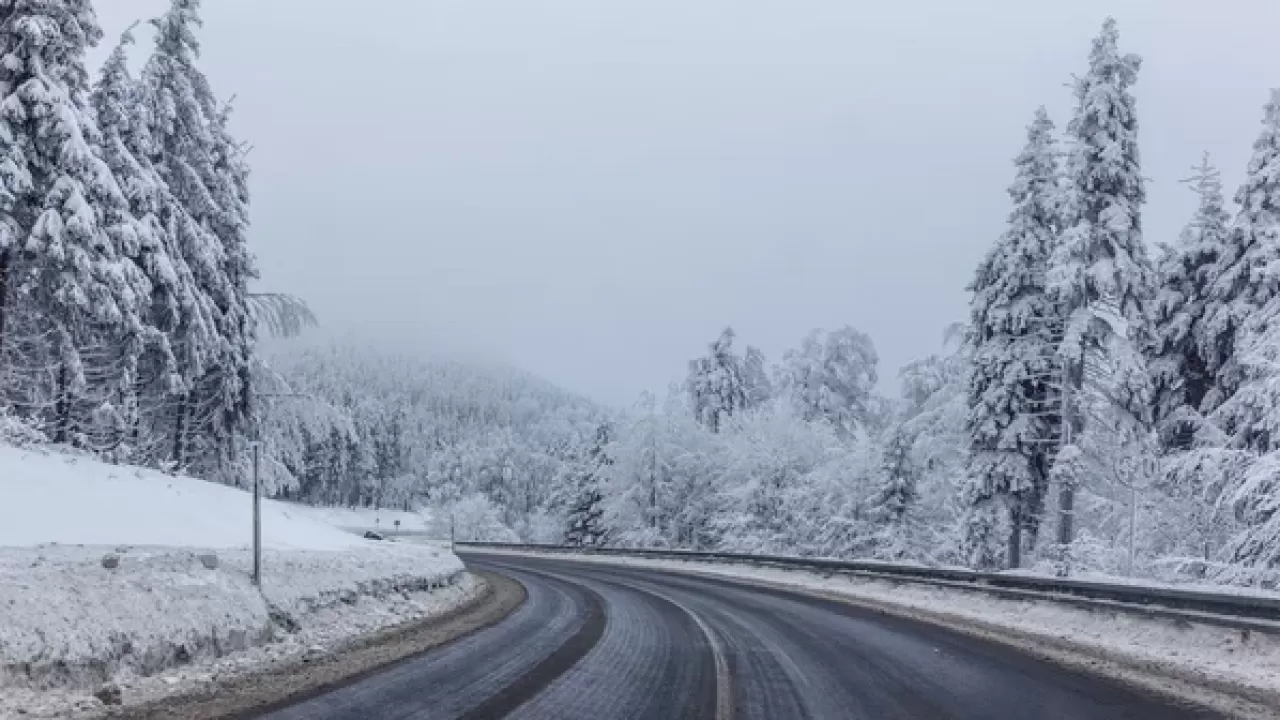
[252,441,262,586]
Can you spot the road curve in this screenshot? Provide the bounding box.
[261,552,1224,720]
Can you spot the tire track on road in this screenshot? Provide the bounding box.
[458,568,606,720]
[484,560,718,720]
[257,566,591,720]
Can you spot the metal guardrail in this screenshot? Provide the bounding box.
[456,542,1280,633]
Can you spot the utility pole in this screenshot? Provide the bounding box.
[1127,482,1137,577]
[248,391,311,588]
[252,440,262,586]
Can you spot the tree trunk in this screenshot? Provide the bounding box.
[0,250,10,365]
[54,362,70,444]
[1007,501,1023,569]
[1056,351,1085,576]
[1056,482,1075,554]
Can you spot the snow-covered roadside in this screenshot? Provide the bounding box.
[0,544,472,719]
[0,445,475,719]
[478,549,1280,719]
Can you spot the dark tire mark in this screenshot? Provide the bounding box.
[458,570,607,720]
[482,560,720,720]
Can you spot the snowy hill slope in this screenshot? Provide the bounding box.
[0,444,367,550]
[283,503,432,534]
[0,444,473,717]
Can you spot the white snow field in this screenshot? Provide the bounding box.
[0,444,470,719]
[283,502,432,534]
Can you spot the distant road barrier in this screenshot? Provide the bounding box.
[456,542,1280,634]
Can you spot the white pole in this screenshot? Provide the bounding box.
[1127,483,1137,577]
[252,441,262,586]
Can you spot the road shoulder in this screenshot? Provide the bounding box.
[111,571,525,720]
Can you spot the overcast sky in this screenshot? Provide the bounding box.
[92,0,1280,406]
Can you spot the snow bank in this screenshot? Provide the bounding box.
[0,445,472,718]
[0,543,471,718]
[0,444,364,550]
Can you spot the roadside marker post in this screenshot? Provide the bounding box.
[252,441,262,587]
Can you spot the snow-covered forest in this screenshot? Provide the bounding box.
[0,0,290,485]
[2,5,1279,588]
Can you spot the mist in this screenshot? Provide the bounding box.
[92,0,1280,405]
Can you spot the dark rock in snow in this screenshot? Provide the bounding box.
[198,552,219,570]
[94,682,122,706]
[101,554,120,570]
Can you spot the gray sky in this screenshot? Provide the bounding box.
[92,0,1280,406]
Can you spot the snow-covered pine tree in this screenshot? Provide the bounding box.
[0,0,154,449]
[1203,91,1280,583]
[1202,91,1280,442]
[686,327,749,433]
[778,326,879,439]
[742,345,772,408]
[1047,18,1155,565]
[870,426,921,560]
[92,26,200,461]
[1211,307,1280,583]
[141,0,257,476]
[964,107,1063,569]
[565,422,612,547]
[1150,153,1231,450]
[895,326,971,565]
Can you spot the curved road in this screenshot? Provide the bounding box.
[262,552,1222,720]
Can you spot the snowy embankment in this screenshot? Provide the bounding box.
[479,549,1280,719]
[0,444,471,719]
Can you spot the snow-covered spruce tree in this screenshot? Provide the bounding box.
[1150,153,1231,450]
[870,426,922,560]
[742,345,772,408]
[141,0,257,477]
[564,422,612,547]
[1214,311,1280,584]
[778,326,879,439]
[686,327,749,433]
[92,26,202,461]
[1203,91,1280,442]
[964,107,1063,569]
[1046,18,1155,568]
[1203,92,1280,584]
[602,388,721,549]
[896,326,971,565]
[0,0,157,448]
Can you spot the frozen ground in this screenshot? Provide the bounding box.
[476,548,1280,715]
[0,445,471,719]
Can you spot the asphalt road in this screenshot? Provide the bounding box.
[261,553,1224,720]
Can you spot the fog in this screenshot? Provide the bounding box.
[92,0,1280,405]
